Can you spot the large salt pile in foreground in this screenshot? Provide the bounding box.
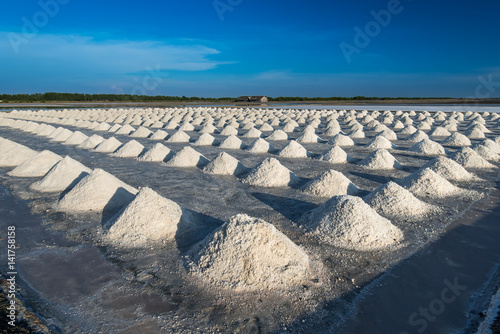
[358,149,402,169]
[137,143,172,162]
[189,214,311,290]
[241,158,300,187]
[301,170,359,197]
[8,150,62,177]
[106,187,195,247]
[364,181,440,221]
[421,156,475,181]
[302,195,403,251]
[399,168,461,199]
[112,140,145,158]
[55,168,138,212]
[277,140,309,158]
[30,156,92,192]
[164,146,209,168]
[451,147,495,168]
[318,145,353,164]
[0,143,38,167]
[203,152,248,176]
[408,139,446,155]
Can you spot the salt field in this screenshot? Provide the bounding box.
[1,106,500,333]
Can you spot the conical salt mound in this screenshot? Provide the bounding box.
[473,145,500,161]
[246,138,275,153]
[164,146,209,168]
[358,149,401,169]
[366,136,394,149]
[8,150,62,177]
[0,144,38,167]
[150,130,168,140]
[112,140,145,158]
[464,128,485,139]
[406,130,429,143]
[105,187,195,247]
[94,137,122,153]
[277,140,308,158]
[77,134,105,149]
[329,134,354,146]
[318,145,352,163]
[420,157,475,181]
[450,147,495,168]
[51,129,73,142]
[63,131,88,145]
[108,124,122,133]
[30,156,92,193]
[399,125,417,135]
[266,130,288,141]
[55,168,138,212]
[296,131,322,143]
[241,158,300,187]
[428,127,451,137]
[115,125,136,135]
[441,133,471,147]
[243,128,262,138]
[408,139,446,155]
[203,152,248,176]
[0,138,23,154]
[349,129,365,139]
[179,122,195,131]
[480,139,500,154]
[166,130,191,143]
[193,133,219,146]
[220,126,238,136]
[94,122,111,131]
[137,143,172,162]
[219,135,246,149]
[301,170,359,197]
[302,195,403,251]
[130,126,153,138]
[37,125,56,136]
[189,214,311,289]
[399,168,461,198]
[364,181,440,221]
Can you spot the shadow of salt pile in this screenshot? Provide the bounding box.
[251,192,318,224]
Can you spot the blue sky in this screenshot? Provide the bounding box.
[1,0,499,97]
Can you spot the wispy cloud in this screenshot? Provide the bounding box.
[255,70,295,80]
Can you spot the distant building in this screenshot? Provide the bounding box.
[236,96,268,103]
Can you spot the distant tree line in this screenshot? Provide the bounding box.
[0,92,453,103]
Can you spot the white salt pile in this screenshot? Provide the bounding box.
[55,168,138,212]
[130,126,153,138]
[115,125,136,135]
[259,123,274,131]
[150,130,169,140]
[302,195,403,251]
[301,170,359,197]
[322,126,342,136]
[282,123,296,132]
[266,129,289,141]
[164,146,209,168]
[63,131,88,146]
[94,137,122,153]
[0,138,22,154]
[441,133,471,147]
[399,125,417,135]
[364,181,440,221]
[137,143,172,162]
[399,168,461,198]
[317,145,352,163]
[349,129,365,139]
[77,134,105,149]
[108,124,122,133]
[451,147,495,168]
[365,135,394,149]
[277,140,309,158]
[8,150,62,177]
[203,152,248,176]
[112,140,145,158]
[329,134,354,146]
[473,145,500,161]
[0,144,38,167]
[219,135,246,149]
[243,128,263,138]
[420,157,475,181]
[241,158,300,187]
[220,126,239,136]
[189,214,311,290]
[377,129,397,141]
[408,139,446,155]
[464,128,485,139]
[105,187,195,247]
[166,130,191,143]
[30,156,92,192]
[429,127,451,137]
[200,124,218,134]
[36,125,56,136]
[406,130,429,143]
[94,123,111,131]
[179,123,195,131]
[480,139,500,154]
[358,149,402,169]
[246,138,275,154]
[296,130,322,143]
[51,129,73,142]
[193,133,219,146]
